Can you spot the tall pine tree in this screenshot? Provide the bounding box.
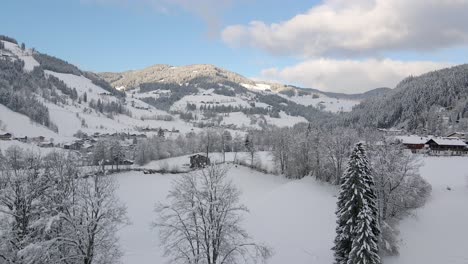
[333,143,381,264]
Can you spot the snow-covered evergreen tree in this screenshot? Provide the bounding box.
[333,143,381,264]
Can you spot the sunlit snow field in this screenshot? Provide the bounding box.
[116,155,468,264]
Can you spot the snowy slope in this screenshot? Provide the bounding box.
[0,104,68,142]
[1,40,40,71]
[241,82,360,113]
[45,71,116,102]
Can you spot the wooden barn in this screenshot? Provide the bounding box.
[190,154,210,169]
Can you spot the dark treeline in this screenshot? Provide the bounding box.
[0,35,18,44]
[89,98,131,116]
[33,52,82,76]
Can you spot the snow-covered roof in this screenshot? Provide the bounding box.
[427,138,467,147]
[446,132,468,137]
[395,135,429,145]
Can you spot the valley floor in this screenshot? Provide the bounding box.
[115,155,468,264]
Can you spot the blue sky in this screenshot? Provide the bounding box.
[1,0,314,74]
[2,0,468,93]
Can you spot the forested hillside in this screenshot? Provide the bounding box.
[344,64,468,135]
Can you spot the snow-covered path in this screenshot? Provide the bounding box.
[386,157,468,264]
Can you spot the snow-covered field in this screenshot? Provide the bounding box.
[115,155,468,264]
[386,157,468,264]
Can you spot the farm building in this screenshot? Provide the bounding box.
[425,138,467,153]
[190,154,210,169]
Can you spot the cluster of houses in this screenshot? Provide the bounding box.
[395,132,468,155]
[139,127,180,135]
[0,131,144,166]
[0,133,54,147]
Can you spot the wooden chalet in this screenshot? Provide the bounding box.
[395,135,429,152]
[0,133,12,140]
[190,154,210,169]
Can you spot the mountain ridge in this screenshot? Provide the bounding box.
[98,64,390,101]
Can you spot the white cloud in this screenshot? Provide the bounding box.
[222,0,468,57]
[260,59,453,93]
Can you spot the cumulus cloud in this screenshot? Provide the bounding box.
[222,0,468,57]
[260,59,453,93]
[82,0,234,36]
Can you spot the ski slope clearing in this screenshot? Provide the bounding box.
[115,155,468,264]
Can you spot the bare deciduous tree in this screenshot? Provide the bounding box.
[370,139,431,255]
[154,165,271,264]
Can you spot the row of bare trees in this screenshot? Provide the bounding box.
[0,146,128,264]
[252,124,432,255]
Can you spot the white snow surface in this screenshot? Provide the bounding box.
[0,104,68,142]
[44,71,116,102]
[395,135,431,144]
[386,156,468,264]
[241,83,272,91]
[115,155,468,264]
[1,41,40,71]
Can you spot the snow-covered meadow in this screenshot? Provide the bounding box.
[115,155,468,264]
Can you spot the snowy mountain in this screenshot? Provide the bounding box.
[0,36,323,145]
[99,64,378,114]
[0,37,198,143]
